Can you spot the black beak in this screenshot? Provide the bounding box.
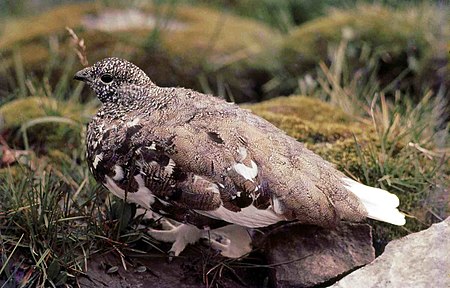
[73,67,91,82]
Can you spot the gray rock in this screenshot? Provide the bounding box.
[265,222,375,287]
[330,217,450,288]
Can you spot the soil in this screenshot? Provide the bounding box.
[78,243,270,288]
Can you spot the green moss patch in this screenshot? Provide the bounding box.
[0,96,94,154]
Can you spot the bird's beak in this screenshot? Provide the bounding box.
[73,67,91,82]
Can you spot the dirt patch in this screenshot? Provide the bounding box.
[78,245,269,288]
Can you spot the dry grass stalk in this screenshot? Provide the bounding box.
[66,27,89,66]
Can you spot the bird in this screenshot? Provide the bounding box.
[74,57,406,258]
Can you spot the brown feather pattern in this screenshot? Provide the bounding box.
[81,57,367,229]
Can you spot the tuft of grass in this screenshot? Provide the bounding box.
[0,147,162,287]
[0,161,91,286]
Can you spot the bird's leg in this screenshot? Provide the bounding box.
[147,218,202,257]
[135,208,154,220]
[148,219,253,258]
[201,225,253,258]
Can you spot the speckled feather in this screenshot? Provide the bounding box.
[79,57,369,229]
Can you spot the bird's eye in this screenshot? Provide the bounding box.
[100,74,114,84]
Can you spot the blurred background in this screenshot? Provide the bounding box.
[1,0,449,103]
[0,0,448,287]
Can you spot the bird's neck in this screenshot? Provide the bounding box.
[100,84,172,117]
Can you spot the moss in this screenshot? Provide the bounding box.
[243,95,351,124]
[0,96,91,128]
[47,149,74,167]
[279,4,448,92]
[0,97,57,128]
[0,166,23,181]
[0,3,96,48]
[285,6,410,58]
[282,5,437,61]
[158,5,280,67]
[0,96,93,154]
[0,3,279,102]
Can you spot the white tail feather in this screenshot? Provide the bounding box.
[343,178,406,226]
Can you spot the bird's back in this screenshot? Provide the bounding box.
[87,85,368,228]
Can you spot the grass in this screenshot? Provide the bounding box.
[0,1,448,286]
[0,149,163,286]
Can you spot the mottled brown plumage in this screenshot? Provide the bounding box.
[75,57,404,257]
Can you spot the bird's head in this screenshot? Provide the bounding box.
[74,57,153,103]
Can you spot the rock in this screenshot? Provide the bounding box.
[329,217,450,288]
[264,222,375,287]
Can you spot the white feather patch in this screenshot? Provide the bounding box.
[343,177,406,226]
[272,196,285,214]
[97,123,105,134]
[126,117,140,127]
[104,175,155,209]
[112,165,124,181]
[93,153,103,168]
[159,199,171,206]
[146,143,157,150]
[233,160,258,181]
[196,205,285,228]
[237,147,248,162]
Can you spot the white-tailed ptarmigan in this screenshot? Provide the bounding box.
[74,57,406,258]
